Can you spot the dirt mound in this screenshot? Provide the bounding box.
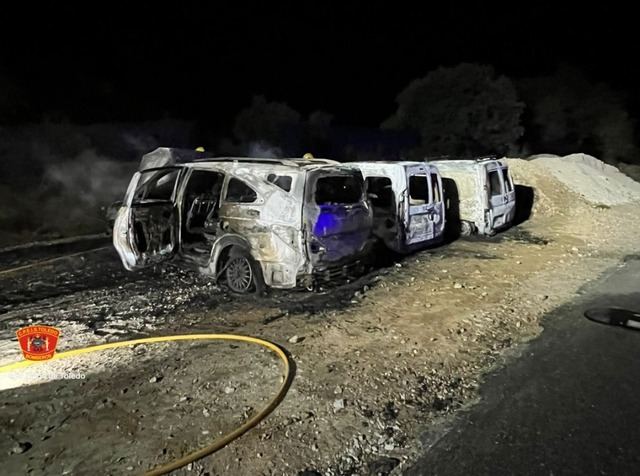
[506,158,576,218]
[525,153,640,206]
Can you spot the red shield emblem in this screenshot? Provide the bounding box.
[16,325,60,361]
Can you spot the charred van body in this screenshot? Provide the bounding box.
[346,161,445,253]
[429,158,516,236]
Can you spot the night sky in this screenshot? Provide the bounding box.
[1,3,638,131]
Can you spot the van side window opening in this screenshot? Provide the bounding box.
[267,174,292,192]
[488,171,503,196]
[225,178,257,203]
[315,176,363,205]
[366,176,393,207]
[501,168,513,192]
[134,169,179,203]
[430,173,441,202]
[409,175,428,205]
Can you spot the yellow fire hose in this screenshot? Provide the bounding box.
[0,334,293,475]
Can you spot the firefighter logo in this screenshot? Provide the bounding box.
[16,325,60,361]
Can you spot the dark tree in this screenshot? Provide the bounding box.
[383,63,525,157]
[306,110,333,156]
[518,65,639,164]
[233,95,302,155]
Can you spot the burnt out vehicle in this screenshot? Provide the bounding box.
[113,148,373,293]
[429,158,516,236]
[346,161,445,253]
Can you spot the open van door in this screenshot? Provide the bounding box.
[428,167,445,240]
[113,167,181,270]
[485,163,510,231]
[406,164,435,245]
[501,165,516,222]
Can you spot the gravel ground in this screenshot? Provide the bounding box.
[0,156,639,475]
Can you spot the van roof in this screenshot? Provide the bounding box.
[348,160,429,168]
[428,158,507,167]
[192,157,340,168]
[426,155,498,162]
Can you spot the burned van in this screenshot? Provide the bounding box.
[113,148,373,293]
[346,161,445,253]
[429,158,515,236]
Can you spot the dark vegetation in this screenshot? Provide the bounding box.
[1,63,639,245]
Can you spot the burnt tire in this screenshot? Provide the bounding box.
[224,247,265,294]
[460,220,476,237]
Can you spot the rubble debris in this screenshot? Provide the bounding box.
[368,456,400,475]
[333,399,346,411]
[10,441,32,455]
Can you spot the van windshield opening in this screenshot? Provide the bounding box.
[315,176,363,205]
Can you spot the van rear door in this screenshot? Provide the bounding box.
[428,166,445,240]
[501,166,516,223]
[113,167,181,270]
[485,162,510,230]
[406,164,435,245]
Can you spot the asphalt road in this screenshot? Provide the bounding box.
[407,256,640,476]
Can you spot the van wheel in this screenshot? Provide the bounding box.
[460,221,476,236]
[224,247,265,294]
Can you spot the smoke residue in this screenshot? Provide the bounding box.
[43,149,137,221]
[47,151,132,203]
[0,120,193,245]
[246,141,283,158]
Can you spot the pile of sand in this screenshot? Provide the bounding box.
[506,158,574,218]
[505,153,640,220]
[525,153,640,206]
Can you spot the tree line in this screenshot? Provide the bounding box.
[226,63,640,167]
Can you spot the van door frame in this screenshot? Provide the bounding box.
[177,167,228,251]
[501,165,516,213]
[484,161,508,232]
[405,163,435,246]
[427,165,445,241]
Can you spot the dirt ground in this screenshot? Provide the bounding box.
[1,158,639,475]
